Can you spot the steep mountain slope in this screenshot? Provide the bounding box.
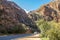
[0,0,39,33]
[29,1,60,22]
[28,11,43,21]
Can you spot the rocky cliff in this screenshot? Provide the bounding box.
[29,1,60,22]
[28,11,43,21]
[0,0,39,33]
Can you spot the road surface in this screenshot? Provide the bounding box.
[0,34,40,40]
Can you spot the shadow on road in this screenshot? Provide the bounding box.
[0,34,34,40]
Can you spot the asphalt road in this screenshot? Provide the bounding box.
[0,34,33,40]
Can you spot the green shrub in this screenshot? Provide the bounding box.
[0,23,27,34]
[41,38,49,40]
[36,19,60,40]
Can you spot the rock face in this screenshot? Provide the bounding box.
[29,1,60,22]
[0,0,38,33]
[28,11,43,21]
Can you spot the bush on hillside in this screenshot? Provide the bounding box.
[36,19,60,40]
[0,23,27,34]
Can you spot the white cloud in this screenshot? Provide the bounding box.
[24,9,29,13]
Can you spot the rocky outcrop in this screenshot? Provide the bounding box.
[30,1,60,22]
[0,0,39,33]
[28,11,43,21]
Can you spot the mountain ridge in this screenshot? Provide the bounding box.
[0,0,39,34]
[29,1,60,22]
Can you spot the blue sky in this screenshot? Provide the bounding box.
[11,0,51,11]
